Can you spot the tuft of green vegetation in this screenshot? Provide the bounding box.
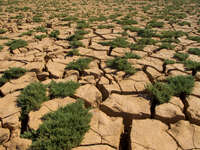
[123,26,142,32]
[0,45,3,51]
[67,30,89,41]
[76,20,89,29]
[173,52,189,61]
[0,29,7,34]
[137,28,157,38]
[147,20,164,28]
[5,39,28,51]
[35,34,47,41]
[159,30,186,38]
[97,25,114,29]
[167,75,194,99]
[32,15,43,22]
[98,37,130,48]
[69,40,84,48]
[19,30,33,37]
[178,21,191,27]
[116,19,138,25]
[146,82,173,118]
[137,38,157,45]
[187,36,200,43]
[188,48,200,56]
[2,67,27,80]
[49,30,60,38]
[27,100,91,150]
[129,43,145,51]
[162,59,176,73]
[61,16,78,22]
[66,49,80,57]
[106,57,136,75]
[66,58,93,72]
[184,60,200,76]
[123,52,141,59]
[17,82,48,116]
[48,81,80,98]
[35,26,47,33]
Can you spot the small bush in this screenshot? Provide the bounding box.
[76,20,89,29]
[188,48,200,56]
[69,40,84,48]
[35,34,47,41]
[129,43,145,51]
[124,52,141,59]
[147,20,164,28]
[116,19,138,25]
[164,59,176,65]
[106,57,136,75]
[137,38,157,45]
[49,30,60,38]
[146,82,173,105]
[66,49,80,57]
[159,30,186,38]
[167,75,194,97]
[123,26,142,32]
[17,82,48,115]
[19,30,33,37]
[173,52,189,61]
[5,39,28,51]
[0,29,7,34]
[0,45,3,51]
[35,26,47,33]
[61,16,78,22]
[178,21,191,27]
[32,16,43,22]
[28,100,91,150]
[184,60,200,76]
[97,25,114,29]
[187,36,200,43]
[99,37,130,48]
[159,42,176,50]
[66,58,93,72]
[49,81,80,98]
[2,67,27,80]
[0,77,8,87]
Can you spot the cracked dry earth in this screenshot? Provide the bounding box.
[0,0,200,150]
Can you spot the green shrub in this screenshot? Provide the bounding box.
[178,21,191,27]
[124,52,141,59]
[137,38,157,45]
[66,49,80,57]
[19,30,33,37]
[173,52,189,61]
[0,45,3,51]
[69,40,84,48]
[0,77,8,87]
[35,26,47,33]
[49,81,80,98]
[167,75,194,97]
[106,57,136,75]
[187,36,200,42]
[98,37,130,48]
[159,30,186,38]
[188,48,200,56]
[28,100,91,150]
[162,59,175,73]
[76,20,89,29]
[116,19,138,25]
[146,82,173,118]
[0,29,7,34]
[35,34,47,41]
[147,20,164,28]
[97,25,114,29]
[137,28,157,38]
[184,60,200,76]
[129,43,145,51]
[5,39,28,51]
[66,58,93,72]
[49,30,60,38]
[2,67,27,80]
[161,38,180,44]
[17,82,48,115]
[61,16,78,22]
[33,16,43,22]
[123,26,142,32]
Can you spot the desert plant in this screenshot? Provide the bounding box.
[116,18,138,25]
[99,37,130,56]
[123,26,142,32]
[66,58,93,74]
[178,21,191,27]
[187,36,200,43]
[19,30,33,37]
[188,48,200,56]
[5,39,28,51]
[48,81,80,98]
[49,30,60,38]
[69,40,84,48]
[66,49,80,57]
[159,42,176,50]
[137,28,157,38]
[159,30,186,38]
[106,57,136,75]
[35,26,47,33]
[147,20,164,28]
[76,20,89,29]
[0,29,7,34]
[173,52,189,61]
[0,45,3,51]
[123,52,141,59]
[17,82,48,132]
[32,15,43,22]
[129,43,145,51]
[184,60,200,76]
[34,34,47,41]
[97,25,114,29]
[162,59,175,73]
[146,82,173,118]
[61,16,78,22]
[167,75,194,100]
[137,38,157,45]
[2,67,27,80]
[27,100,91,150]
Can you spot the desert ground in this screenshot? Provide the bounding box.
[0,0,200,149]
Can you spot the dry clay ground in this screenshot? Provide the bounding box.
[0,0,200,149]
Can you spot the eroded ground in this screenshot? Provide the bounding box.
[0,0,200,149]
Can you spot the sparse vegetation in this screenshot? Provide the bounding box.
[184,60,200,76]
[48,81,80,98]
[26,100,91,150]
[173,52,189,61]
[188,48,200,56]
[5,39,28,51]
